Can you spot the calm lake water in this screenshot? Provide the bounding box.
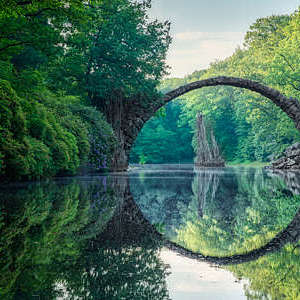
[1,165,299,299]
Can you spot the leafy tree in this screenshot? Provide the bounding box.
[49,0,171,126]
[0,77,116,180]
[130,100,194,164]
[0,0,85,59]
[0,1,125,179]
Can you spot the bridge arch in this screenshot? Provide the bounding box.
[113,76,300,171]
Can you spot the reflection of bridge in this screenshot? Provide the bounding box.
[97,175,300,266]
[165,208,300,265]
[111,76,300,171]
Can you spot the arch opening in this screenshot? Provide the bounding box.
[125,76,300,169]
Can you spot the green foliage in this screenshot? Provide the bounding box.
[227,243,300,299]
[175,168,300,257]
[47,0,171,123]
[130,100,194,163]
[1,0,300,175]
[0,0,170,179]
[0,79,28,178]
[68,104,117,169]
[0,0,85,60]
[0,177,118,299]
[0,77,116,180]
[132,9,300,164]
[139,153,148,164]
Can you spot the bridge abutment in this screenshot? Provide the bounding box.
[110,130,130,172]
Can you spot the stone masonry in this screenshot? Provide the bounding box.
[111,76,300,171]
[268,142,300,170]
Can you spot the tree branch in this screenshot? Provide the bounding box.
[288,80,300,92]
[17,0,34,5]
[25,7,54,17]
[0,41,30,52]
[279,53,295,71]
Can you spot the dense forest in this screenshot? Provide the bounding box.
[131,10,300,164]
[0,0,170,180]
[1,0,300,179]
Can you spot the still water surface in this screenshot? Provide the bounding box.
[1,165,299,299]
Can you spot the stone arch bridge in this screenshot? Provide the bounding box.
[111,76,300,171]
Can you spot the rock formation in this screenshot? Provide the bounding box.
[195,113,225,167]
[268,142,300,170]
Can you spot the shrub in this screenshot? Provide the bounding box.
[68,104,117,170]
[0,78,117,180]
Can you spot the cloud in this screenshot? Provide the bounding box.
[175,31,244,42]
[166,31,245,77]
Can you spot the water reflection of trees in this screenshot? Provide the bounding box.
[1,169,300,299]
[63,185,171,300]
[128,168,300,267]
[0,177,171,299]
[58,240,170,300]
[226,169,300,300]
[193,168,221,217]
[130,167,300,298]
[173,168,300,299]
[227,242,300,300]
[0,178,118,299]
[176,167,300,257]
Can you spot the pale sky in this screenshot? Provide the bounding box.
[160,249,247,299]
[150,0,300,77]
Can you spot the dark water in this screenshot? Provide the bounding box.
[1,165,299,299]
